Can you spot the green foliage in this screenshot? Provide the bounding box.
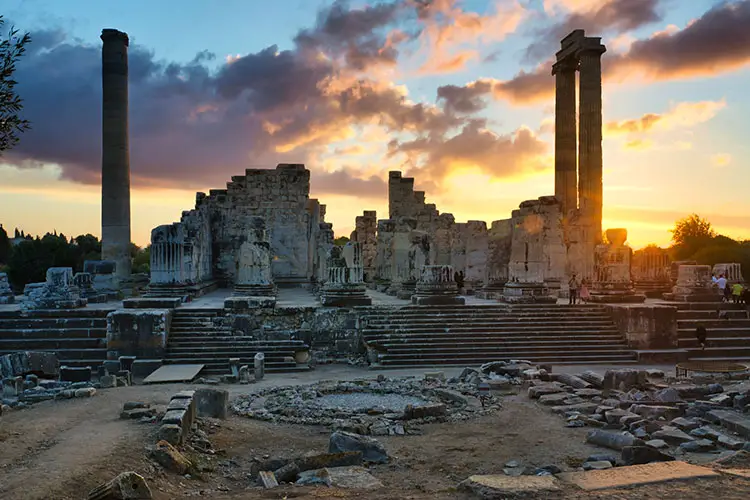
[667,214,750,279]
[0,16,31,154]
[133,245,150,274]
[334,236,350,246]
[0,224,10,264]
[670,213,716,260]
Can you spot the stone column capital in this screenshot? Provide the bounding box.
[576,37,606,58]
[101,29,129,46]
[552,57,578,75]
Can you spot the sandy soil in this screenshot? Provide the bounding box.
[1,369,749,499]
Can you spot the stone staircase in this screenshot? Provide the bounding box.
[0,308,112,369]
[361,304,637,368]
[164,308,310,375]
[675,302,750,361]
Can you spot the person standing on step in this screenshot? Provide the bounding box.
[695,325,708,350]
[579,278,591,304]
[568,273,579,306]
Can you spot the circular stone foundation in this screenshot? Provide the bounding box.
[232,377,503,435]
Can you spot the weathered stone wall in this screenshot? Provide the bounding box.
[201,164,312,283]
[507,197,566,288]
[374,219,395,282]
[107,309,172,359]
[223,304,370,357]
[486,219,513,286]
[604,304,678,350]
[463,221,489,287]
[350,211,377,280]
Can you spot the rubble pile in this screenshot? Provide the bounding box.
[233,373,503,435]
[2,377,97,410]
[528,367,750,469]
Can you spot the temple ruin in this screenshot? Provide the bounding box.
[2,27,748,387]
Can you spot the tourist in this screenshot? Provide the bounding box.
[732,282,744,304]
[579,278,591,303]
[712,273,718,286]
[717,274,728,301]
[568,273,579,305]
[742,287,750,306]
[695,325,708,350]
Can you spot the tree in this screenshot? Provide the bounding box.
[0,224,10,264]
[669,213,716,260]
[0,16,31,154]
[334,236,350,246]
[132,245,150,274]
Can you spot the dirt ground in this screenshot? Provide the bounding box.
[2,369,750,499]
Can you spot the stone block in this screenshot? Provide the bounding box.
[60,366,91,383]
[157,424,183,446]
[403,403,446,419]
[0,351,60,379]
[257,471,278,489]
[628,404,683,421]
[329,432,388,464]
[621,446,675,466]
[604,305,679,349]
[194,387,229,419]
[106,309,172,359]
[162,409,189,442]
[652,427,694,445]
[586,430,644,451]
[167,396,195,427]
[603,369,647,392]
[150,440,192,474]
[75,387,96,398]
[459,475,561,497]
[120,407,156,420]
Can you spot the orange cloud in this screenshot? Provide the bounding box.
[605,99,726,136]
[420,50,478,74]
[624,139,652,151]
[415,0,526,74]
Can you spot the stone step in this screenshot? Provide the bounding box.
[682,346,750,359]
[0,338,105,350]
[0,328,107,339]
[679,337,750,348]
[376,352,637,367]
[363,327,621,337]
[364,311,612,319]
[170,327,233,334]
[162,359,306,375]
[677,319,750,328]
[678,327,750,337]
[673,302,745,311]
[677,310,749,320]
[364,318,615,326]
[381,343,631,355]
[0,347,107,360]
[364,331,627,341]
[371,337,628,348]
[0,309,114,319]
[0,318,108,329]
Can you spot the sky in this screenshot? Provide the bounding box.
[1,0,749,249]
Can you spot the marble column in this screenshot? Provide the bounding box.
[577,38,606,244]
[101,29,132,278]
[553,57,578,215]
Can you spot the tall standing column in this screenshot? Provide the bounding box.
[552,57,578,215]
[101,29,132,278]
[577,38,606,244]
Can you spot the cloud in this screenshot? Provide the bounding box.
[605,99,726,135]
[474,1,750,106]
[413,0,526,74]
[388,119,550,181]
[525,0,664,63]
[711,153,732,167]
[5,0,551,200]
[310,167,388,198]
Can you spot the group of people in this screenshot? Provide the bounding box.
[712,273,749,304]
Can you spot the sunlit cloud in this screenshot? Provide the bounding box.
[711,153,732,168]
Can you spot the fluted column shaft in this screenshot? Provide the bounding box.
[101,29,131,278]
[553,58,578,215]
[578,44,606,244]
